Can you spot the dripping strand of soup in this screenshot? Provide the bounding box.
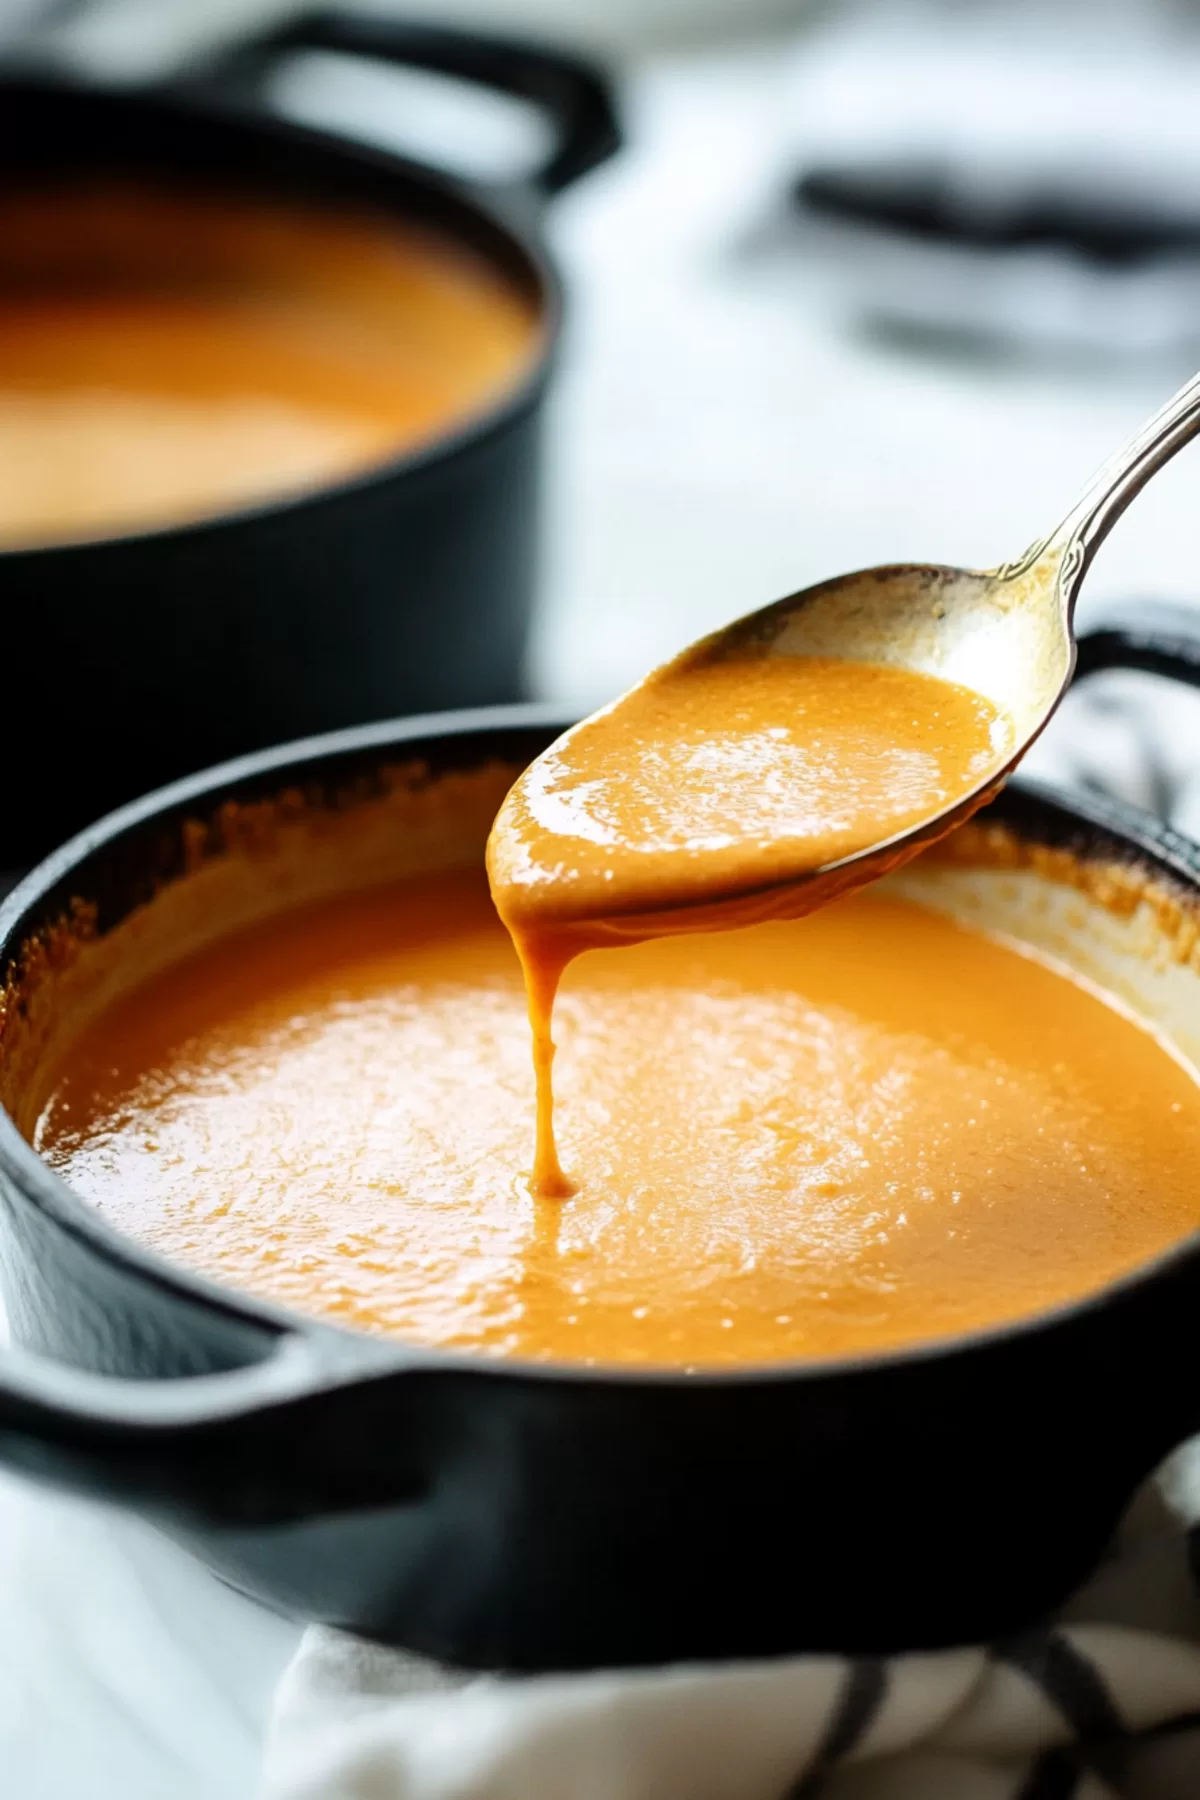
[487,648,1013,1197]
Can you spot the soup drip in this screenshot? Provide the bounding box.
[487,653,1012,1197]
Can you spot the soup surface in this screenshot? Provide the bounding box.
[37,865,1200,1366]
[488,651,1012,1196]
[0,185,539,546]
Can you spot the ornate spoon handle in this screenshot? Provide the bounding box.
[996,368,1200,611]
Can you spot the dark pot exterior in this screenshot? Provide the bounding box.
[0,13,619,865]
[1,614,1200,1672]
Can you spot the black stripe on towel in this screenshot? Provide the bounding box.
[1143,1707,1200,1742]
[1185,1524,1200,1594]
[996,1631,1124,1744]
[1016,1747,1081,1800]
[788,1658,888,1798]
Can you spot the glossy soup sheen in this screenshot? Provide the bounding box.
[37,864,1200,1367]
[487,651,1014,1198]
[0,184,540,547]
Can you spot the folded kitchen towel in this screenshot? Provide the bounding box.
[260,1473,1200,1800]
[260,663,1200,1800]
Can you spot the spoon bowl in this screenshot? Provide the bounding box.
[522,550,1071,950]
[670,365,1200,924]
[724,552,1070,746]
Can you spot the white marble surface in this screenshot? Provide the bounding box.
[0,1475,297,1798]
[7,27,1200,1799]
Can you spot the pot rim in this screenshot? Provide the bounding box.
[4,699,1200,1391]
[0,72,560,564]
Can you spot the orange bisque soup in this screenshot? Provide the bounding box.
[0,183,539,547]
[34,654,1200,1368]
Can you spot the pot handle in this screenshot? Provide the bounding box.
[1074,601,1200,689]
[0,1322,411,1521]
[186,8,620,199]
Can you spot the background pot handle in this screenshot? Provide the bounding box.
[186,7,621,198]
[1074,601,1200,689]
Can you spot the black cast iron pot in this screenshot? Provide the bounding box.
[0,11,618,866]
[1,610,1200,1673]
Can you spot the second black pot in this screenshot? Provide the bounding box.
[0,11,619,865]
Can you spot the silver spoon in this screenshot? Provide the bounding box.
[665,366,1200,922]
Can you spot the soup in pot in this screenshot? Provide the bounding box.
[0,183,540,547]
[32,834,1200,1368]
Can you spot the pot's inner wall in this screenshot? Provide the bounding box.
[893,820,1200,1075]
[0,759,518,1138]
[6,766,1200,1216]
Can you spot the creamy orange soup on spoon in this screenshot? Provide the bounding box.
[487,647,1012,1196]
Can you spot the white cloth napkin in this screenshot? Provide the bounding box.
[261,1479,1200,1800]
[259,667,1200,1800]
